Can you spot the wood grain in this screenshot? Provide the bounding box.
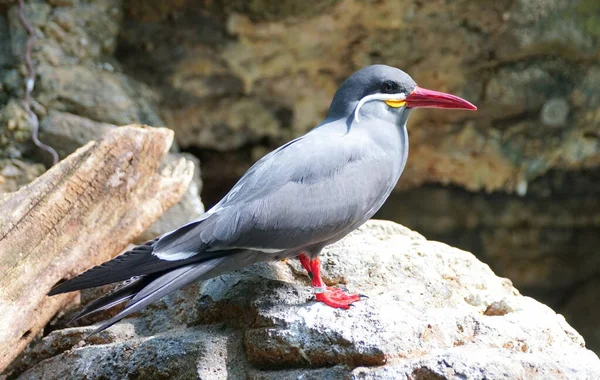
[0,125,194,371]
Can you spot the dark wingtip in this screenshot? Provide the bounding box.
[48,276,85,296]
[48,281,71,296]
[46,239,161,297]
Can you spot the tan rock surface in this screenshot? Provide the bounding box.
[118,0,600,194]
[7,221,600,379]
[1,0,161,164]
[114,1,600,350]
[2,0,599,363]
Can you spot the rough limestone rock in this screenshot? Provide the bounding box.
[376,178,600,352]
[113,1,600,349]
[118,0,600,195]
[0,0,161,165]
[377,185,600,297]
[8,221,600,379]
[0,158,44,193]
[38,111,116,159]
[2,0,599,362]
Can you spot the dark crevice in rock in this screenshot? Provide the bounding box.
[411,367,448,380]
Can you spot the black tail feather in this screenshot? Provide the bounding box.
[48,240,212,295]
[91,259,225,334]
[49,241,157,295]
[69,275,158,323]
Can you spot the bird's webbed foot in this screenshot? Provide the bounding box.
[314,285,360,309]
[298,253,362,309]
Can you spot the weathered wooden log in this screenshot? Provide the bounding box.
[0,125,194,371]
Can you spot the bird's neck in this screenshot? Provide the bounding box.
[364,113,410,180]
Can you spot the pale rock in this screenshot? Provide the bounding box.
[11,220,600,379]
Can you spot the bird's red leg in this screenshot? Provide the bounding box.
[298,255,360,309]
[298,253,312,275]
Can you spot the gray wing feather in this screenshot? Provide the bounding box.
[155,129,395,257]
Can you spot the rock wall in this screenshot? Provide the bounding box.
[114,0,600,353]
[0,0,162,182]
[0,0,203,234]
[1,0,599,367]
[117,0,599,195]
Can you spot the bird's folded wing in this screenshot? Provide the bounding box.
[154,130,392,259]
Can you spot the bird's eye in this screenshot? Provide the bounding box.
[382,81,397,93]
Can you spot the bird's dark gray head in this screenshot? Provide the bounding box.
[327,65,416,121]
[326,64,476,123]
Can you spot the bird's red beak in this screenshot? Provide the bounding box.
[404,86,477,111]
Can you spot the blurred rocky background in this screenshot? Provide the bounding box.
[0,0,598,363]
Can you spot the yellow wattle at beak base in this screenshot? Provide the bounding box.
[385,100,406,108]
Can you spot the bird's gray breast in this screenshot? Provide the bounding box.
[335,121,408,226]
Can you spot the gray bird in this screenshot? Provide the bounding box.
[49,65,476,333]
